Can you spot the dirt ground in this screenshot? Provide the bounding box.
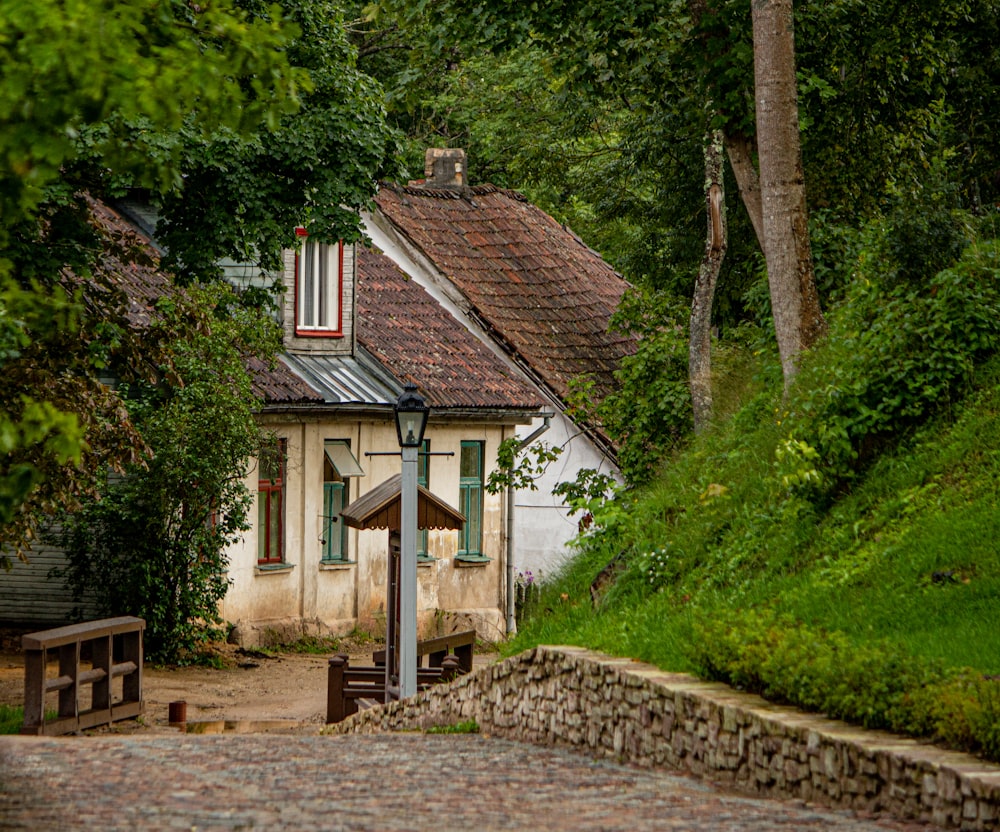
[0,634,497,734]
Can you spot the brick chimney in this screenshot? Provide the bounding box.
[423,148,466,189]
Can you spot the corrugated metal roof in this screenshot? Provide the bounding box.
[247,354,325,404]
[279,350,401,405]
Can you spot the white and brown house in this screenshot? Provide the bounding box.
[0,199,545,644]
[365,149,635,582]
[1,153,634,644]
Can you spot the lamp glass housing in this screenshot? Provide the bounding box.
[394,383,429,448]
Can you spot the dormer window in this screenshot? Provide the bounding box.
[295,229,344,337]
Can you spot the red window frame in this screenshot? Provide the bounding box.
[258,439,286,565]
[294,228,345,338]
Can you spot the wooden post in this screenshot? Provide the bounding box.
[57,641,79,721]
[441,654,461,682]
[22,649,45,733]
[91,634,112,713]
[327,653,349,724]
[121,627,142,707]
[454,641,473,674]
[386,532,400,704]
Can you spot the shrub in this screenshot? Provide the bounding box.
[785,239,1000,486]
[58,285,273,664]
[572,287,692,486]
[687,608,1000,761]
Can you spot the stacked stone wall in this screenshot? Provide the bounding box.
[330,645,1000,830]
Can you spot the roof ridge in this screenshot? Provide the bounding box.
[379,181,530,203]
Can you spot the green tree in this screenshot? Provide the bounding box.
[1,0,395,558]
[0,0,300,557]
[369,0,1000,323]
[58,283,275,663]
[151,0,397,281]
[0,0,301,239]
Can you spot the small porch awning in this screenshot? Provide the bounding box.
[340,474,465,531]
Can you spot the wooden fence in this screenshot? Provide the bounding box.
[21,616,145,736]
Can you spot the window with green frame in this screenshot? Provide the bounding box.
[417,439,432,560]
[322,477,348,563]
[457,440,486,561]
[322,440,364,564]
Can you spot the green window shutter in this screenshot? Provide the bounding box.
[323,481,348,563]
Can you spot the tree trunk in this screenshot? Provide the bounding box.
[724,131,765,251]
[689,130,727,433]
[751,0,826,388]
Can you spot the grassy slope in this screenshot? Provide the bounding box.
[508,237,1000,755]
[510,350,1000,683]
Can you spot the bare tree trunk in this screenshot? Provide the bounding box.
[689,129,727,433]
[751,0,826,389]
[724,131,765,251]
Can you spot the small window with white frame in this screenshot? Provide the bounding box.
[295,230,343,336]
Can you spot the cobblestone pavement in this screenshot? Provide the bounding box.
[0,733,932,831]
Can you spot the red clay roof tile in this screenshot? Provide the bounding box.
[374,184,635,405]
[356,246,543,412]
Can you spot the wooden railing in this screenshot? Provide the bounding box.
[326,654,463,724]
[21,616,145,736]
[371,629,476,674]
[327,631,477,724]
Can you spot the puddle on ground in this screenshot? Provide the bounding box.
[179,720,307,734]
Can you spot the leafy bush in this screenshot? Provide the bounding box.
[687,608,1000,761]
[880,166,969,287]
[785,240,1000,486]
[570,287,692,486]
[58,285,273,664]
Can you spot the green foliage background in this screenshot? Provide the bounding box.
[1,0,396,559]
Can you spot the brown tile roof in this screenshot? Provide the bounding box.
[84,198,178,329]
[356,245,543,411]
[374,184,635,404]
[90,197,544,415]
[246,355,325,405]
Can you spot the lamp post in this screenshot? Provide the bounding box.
[394,382,429,698]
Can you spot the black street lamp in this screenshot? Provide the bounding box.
[393,382,428,698]
[394,383,429,448]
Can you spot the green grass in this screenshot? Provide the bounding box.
[510,347,1000,758]
[425,720,480,734]
[0,704,23,735]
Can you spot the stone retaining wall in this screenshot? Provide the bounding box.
[329,645,1000,830]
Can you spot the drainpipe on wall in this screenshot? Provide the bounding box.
[507,413,553,635]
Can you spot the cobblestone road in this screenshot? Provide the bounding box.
[0,733,931,831]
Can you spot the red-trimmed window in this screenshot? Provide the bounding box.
[258,439,286,564]
[295,229,344,336]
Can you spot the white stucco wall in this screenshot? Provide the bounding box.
[222,413,516,646]
[510,410,617,583]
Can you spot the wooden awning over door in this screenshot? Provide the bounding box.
[339,473,465,531]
